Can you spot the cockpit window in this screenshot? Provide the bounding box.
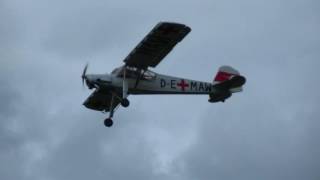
[112,66,156,80]
[143,70,156,80]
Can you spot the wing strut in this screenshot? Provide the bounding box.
[122,67,128,99]
[134,69,144,88]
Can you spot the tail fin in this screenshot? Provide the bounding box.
[214,66,243,93]
[214,66,240,82]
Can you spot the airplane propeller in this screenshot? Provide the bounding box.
[81,63,88,87]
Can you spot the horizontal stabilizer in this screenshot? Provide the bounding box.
[213,75,246,90]
[209,66,246,103]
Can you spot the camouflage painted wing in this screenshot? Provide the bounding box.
[124,22,191,69]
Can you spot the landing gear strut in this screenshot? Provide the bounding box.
[120,66,130,108]
[104,93,115,127]
[103,66,131,127]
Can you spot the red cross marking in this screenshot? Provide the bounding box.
[177,79,189,91]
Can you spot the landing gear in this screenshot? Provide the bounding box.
[104,118,113,127]
[104,93,115,128]
[122,66,129,106]
[121,98,130,107]
[103,66,131,128]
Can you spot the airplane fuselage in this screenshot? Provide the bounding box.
[86,72,216,95]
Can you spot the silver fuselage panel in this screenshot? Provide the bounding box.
[87,72,215,95]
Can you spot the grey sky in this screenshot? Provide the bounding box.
[1,0,319,180]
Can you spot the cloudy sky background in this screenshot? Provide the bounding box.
[1,0,319,179]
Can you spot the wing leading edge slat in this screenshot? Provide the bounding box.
[124,22,191,69]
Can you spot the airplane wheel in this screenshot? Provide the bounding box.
[121,98,130,107]
[104,118,113,127]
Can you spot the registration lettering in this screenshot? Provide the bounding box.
[160,79,212,92]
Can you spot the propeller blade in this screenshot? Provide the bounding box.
[82,63,88,87]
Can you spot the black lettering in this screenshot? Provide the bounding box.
[199,83,205,91]
[190,82,197,91]
[171,80,176,89]
[205,83,212,92]
[160,79,166,88]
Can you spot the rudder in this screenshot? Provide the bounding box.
[213,66,243,93]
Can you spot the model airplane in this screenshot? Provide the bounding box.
[82,22,246,127]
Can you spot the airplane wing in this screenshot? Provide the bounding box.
[83,90,121,112]
[123,22,191,69]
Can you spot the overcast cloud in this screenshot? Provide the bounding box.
[1,0,320,180]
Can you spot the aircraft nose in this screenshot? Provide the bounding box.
[84,75,95,89]
[84,74,111,89]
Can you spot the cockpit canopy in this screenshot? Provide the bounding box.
[111,66,156,80]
